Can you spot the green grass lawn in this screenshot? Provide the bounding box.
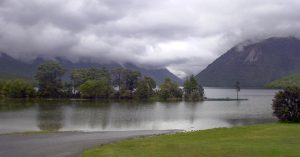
[80,123,300,157]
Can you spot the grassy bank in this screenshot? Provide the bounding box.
[80,123,300,157]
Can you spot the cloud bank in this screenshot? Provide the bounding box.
[1,0,300,78]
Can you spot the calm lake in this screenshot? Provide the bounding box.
[0,88,278,134]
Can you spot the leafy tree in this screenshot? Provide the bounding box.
[272,87,300,122]
[111,68,141,91]
[159,78,183,100]
[119,89,133,99]
[79,79,113,99]
[111,68,124,91]
[2,79,35,98]
[111,68,141,99]
[71,68,110,89]
[183,75,204,101]
[87,67,110,80]
[35,61,65,98]
[71,69,88,88]
[123,69,141,91]
[135,77,156,99]
[145,77,156,89]
[0,80,4,97]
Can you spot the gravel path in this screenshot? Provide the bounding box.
[0,130,178,157]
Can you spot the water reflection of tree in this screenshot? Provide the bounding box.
[68,101,111,130]
[37,102,64,131]
[72,100,156,130]
[158,101,182,122]
[0,99,35,112]
[185,101,201,123]
[110,101,155,129]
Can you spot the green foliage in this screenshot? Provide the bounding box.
[124,70,142,91]
[135,77,156,100]
[111,68,124,90]
[35,61,65,98]
[79,79,113,99]
[111,68,141,99]
[71,68,110,88]
[272,87,300,122]
[189,90,202,101]
[2,79,35,98]
[111,68,141,91]
[119,89,134,99]
[266,74,300,89]
[1,60,188,101]
[0,80,4,97]
[159,78,182,100]
[145,77,156,89]
[183,75,204,101]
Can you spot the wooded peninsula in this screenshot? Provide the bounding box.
[0,61,204,101]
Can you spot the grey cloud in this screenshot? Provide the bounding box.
[1,0,300,78]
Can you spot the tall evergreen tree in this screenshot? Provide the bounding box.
[183,75,204,101]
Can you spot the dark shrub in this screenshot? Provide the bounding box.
[272,87,300,122]
[2,79,35,98]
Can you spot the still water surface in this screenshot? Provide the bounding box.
[0,88,278,134]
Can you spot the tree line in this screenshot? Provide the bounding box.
[0,61,204,101]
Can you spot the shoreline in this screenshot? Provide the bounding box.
[0,130,180,157]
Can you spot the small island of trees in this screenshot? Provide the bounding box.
[0,61,204,101]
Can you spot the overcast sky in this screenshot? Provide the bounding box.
[1,0,300,78]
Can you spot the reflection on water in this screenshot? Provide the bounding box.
[0,88,278,133]
[38,103,64,131]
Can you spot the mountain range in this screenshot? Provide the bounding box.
[2,36,300,88]
[0,53,183,85]
[196,37,300,87]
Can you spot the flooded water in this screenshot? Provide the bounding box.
[0,88,279,134]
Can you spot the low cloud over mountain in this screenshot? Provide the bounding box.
[1,0,300,78]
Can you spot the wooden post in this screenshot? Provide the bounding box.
[235,81,240,100]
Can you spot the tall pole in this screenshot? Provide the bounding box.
[235,81,240,100]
